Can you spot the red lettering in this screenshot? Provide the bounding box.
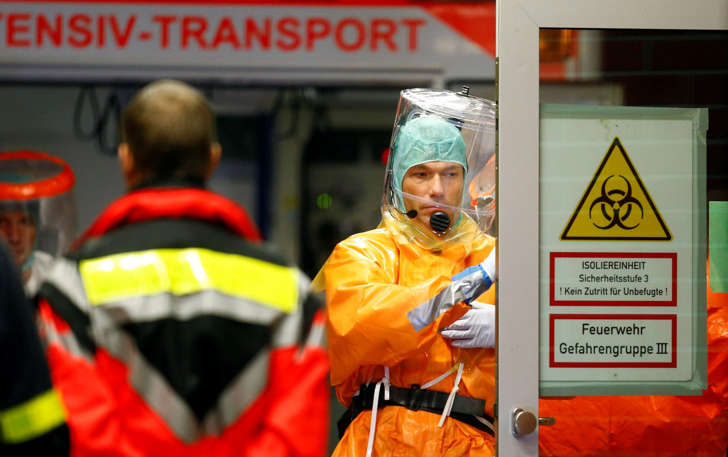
[370,18,396,52]
[245,17,270,50]
[401,18,425,52]
[152,15,176,49]
[0,12,428,55]
[276,17,299,51]
[7,13,31,47]
[36,14,62,47]
[182,16,207,49]
[211,17,239,49]
[110,15,136,47]
[335,18,365,52]
[69,14,92,48]
[97,15,105,47]
[305,17,330,51]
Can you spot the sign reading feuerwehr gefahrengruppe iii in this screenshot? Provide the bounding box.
[539,104,708,396]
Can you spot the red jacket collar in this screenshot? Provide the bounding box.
[74,187,262,249]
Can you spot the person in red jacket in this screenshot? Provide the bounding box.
[35,79,329,457]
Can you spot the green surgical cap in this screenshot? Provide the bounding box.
[392,116,467,203]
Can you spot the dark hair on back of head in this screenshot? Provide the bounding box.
[122,80,217,181]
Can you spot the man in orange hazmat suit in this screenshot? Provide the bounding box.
[315,89,498,457]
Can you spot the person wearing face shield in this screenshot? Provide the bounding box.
[0,153,76,297]
[314,89,497,457]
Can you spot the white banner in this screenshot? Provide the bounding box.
[0,1,496,83]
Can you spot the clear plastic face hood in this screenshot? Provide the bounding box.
[383,88,496,247]
[0,151,77,269]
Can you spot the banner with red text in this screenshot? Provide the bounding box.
[0,1,496,84]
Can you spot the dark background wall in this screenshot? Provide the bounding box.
[600,30,728,200]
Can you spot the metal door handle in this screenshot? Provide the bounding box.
[538,416,556,426]
[512,408,556,437]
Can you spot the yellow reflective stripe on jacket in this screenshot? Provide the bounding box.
[0,389,66,444]
[79,248,298,313]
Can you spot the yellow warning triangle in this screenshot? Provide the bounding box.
[561,137,672,241]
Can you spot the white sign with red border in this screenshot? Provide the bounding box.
[550,314,676,368]
[0,1,496,83]
[539,105,707,393]
[550,252,676,306]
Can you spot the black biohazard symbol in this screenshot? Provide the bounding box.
[560,137,672,241]
[588,174,644,230]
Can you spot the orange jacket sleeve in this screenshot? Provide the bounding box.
[322,234,472,387]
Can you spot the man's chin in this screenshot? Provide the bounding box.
[415,217,431,230]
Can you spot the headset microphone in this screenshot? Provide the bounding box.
[405,208,451,233]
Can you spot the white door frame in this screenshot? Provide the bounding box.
[495,1,728,455]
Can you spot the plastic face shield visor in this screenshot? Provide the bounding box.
[0,151,77,259]
[383,88,496,240]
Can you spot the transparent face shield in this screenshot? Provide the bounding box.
[0,151,77,271]
[382,88,496,247]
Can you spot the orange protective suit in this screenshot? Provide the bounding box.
[539,261,728,456]
[316,210,496,457]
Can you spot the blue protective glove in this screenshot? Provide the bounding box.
[450,248,496,305]
[407,248,496,333]
[440,301,495,348]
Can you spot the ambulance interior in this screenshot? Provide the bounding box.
[2,25,728,454]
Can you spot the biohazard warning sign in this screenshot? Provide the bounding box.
[540,105,707,393]
[561,137,672,241]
